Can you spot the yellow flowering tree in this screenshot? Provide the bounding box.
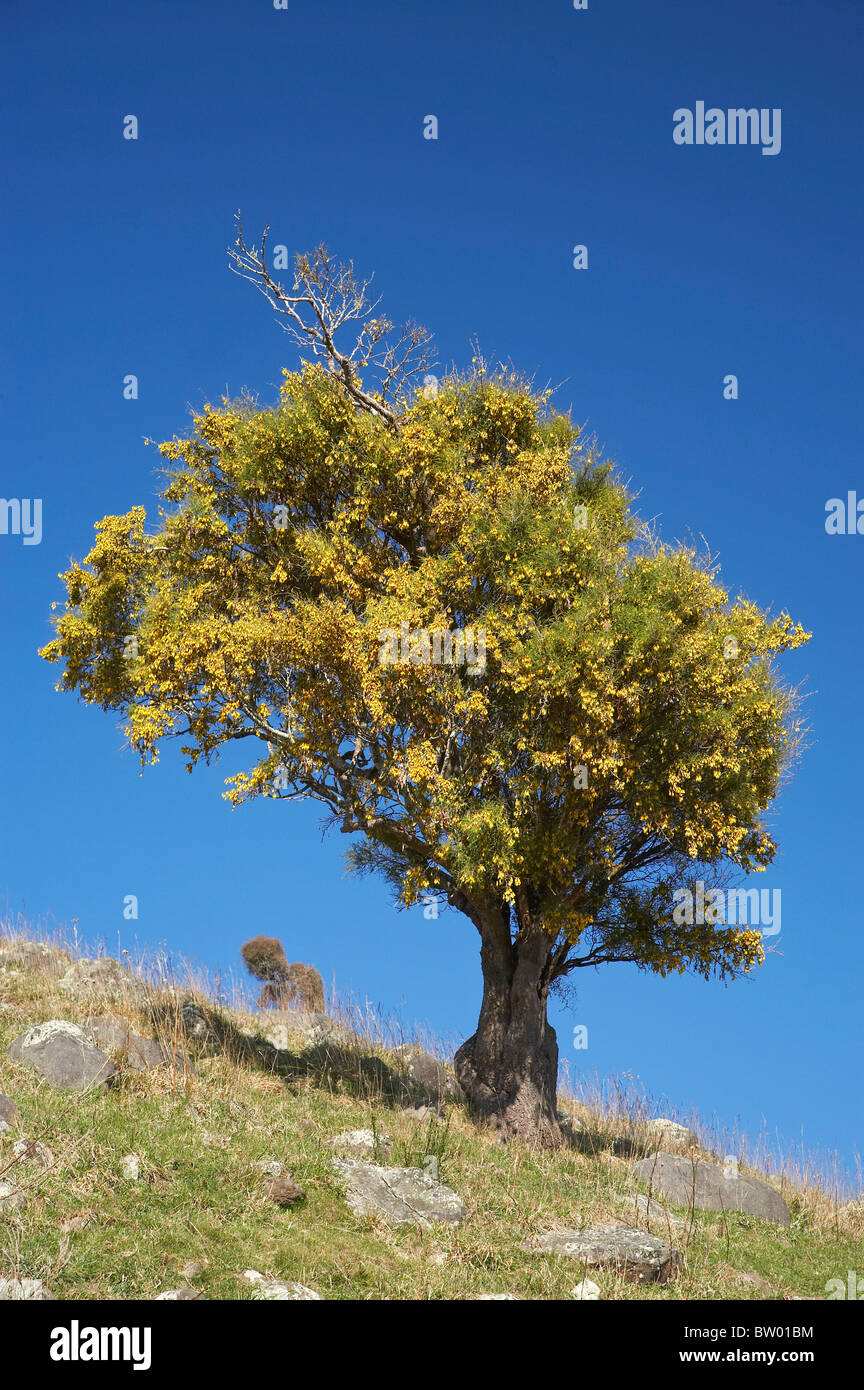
[41,233,809,1145]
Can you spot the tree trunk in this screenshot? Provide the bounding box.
[454,914,561,1147]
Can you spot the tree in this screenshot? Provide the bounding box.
[41,226,809,1145]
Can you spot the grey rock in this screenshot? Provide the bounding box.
[402,1103,447,1123]
[396,1046,461,1102]
[254,1159,284,1178]
[332,1158,466,1229]
[0,1183,26,1213]
[474,1293,520,1300]
[330,1128,394,1159]
[86,1020,193,1074]
[11,1138,54,1168]
[632,1151,792,1226]
[0,1278,52,1300]
[617,1192,689,1234]
[154,1287,206,1300]
[58,957,148,1002]
[527,1223,680,1283]
[0,940,70,978]
[0,1095,18,1133]
[644,1118,699,1151]
[243,1269,322,1300]
[7,1021,116,1091]
[176,1002,218,1040]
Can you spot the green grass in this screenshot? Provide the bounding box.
[1,927,861,1301]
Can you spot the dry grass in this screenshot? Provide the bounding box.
[1,913,861,1301]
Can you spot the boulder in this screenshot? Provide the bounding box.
[7,1021,116,1091]
[58,957,148,1003]
[0,1095,18,1133]
[332,1158,466,1229]
[474,1293,520,1300]
[644,1118,699,1152]
[395,1046,461,1102]
[0,940,70,978]
[154,1288,206,1301]
[526,1223,680,1283]
[632,1151,792,1226]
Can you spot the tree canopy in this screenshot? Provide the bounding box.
[41,237,809,1141]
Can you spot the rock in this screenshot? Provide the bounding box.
[329,1128,394,1159]
[632,1151,792,1226]
[474,1292,520,1300]
[58,957,148,1002]
[121,1153,141,1181]
[7,1021,117,1091]
[258,1011,354,1049]
[172,1002,216,1040]
[155,1288,206,1300]
[254,1159,284,1178]
[395,1047,461,1102]
[402,1103,446,1123]
[332,1158,466,1229]
[644,1118,699,1152]
[179,1259,208,1281]
[572,1279,602,1300]
[557,1108,584,1138]
[0,940,69,978]
[617,1192,689,1234]
[243,1269,322,1300]
[527,1224,680,1284]
[85,1020,193,1075]
[265,1178,306,1207]
[11,1139,54,1168]
[0,1278,52,1300]
[0,1183,26,1213]
[0,1096,18,1133]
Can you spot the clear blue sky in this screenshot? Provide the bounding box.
[1,1,861,1179]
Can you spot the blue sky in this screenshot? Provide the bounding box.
[1,0,861,1179]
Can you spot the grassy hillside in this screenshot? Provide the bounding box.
[1,922,860,1302]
